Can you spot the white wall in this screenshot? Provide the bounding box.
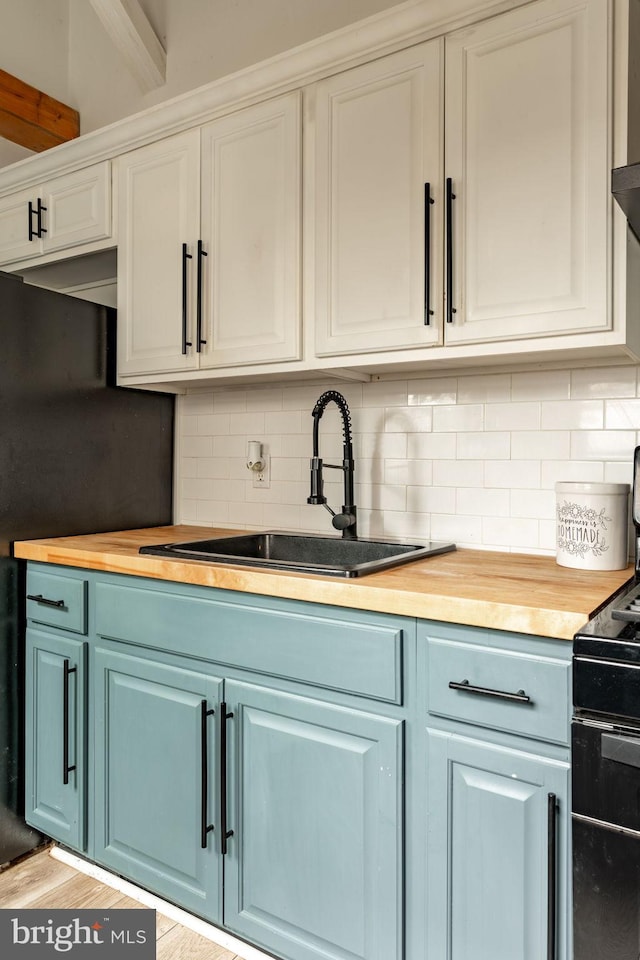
[0,0,407,165]
[0,0,69,166]
[67,0,408,134]
[176,365,638,555]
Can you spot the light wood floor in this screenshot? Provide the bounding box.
[0,847,240,960]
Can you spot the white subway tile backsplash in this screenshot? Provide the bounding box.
[176,364,640,555]
[484,402,540,432]
[570,430,636,461]
[197,414,230,436]
[510,488,556,520]
[512,370,570,401]
[385,459,433,487]
[362,380,408,407]
[456,487,510,518]
[511,431,570,461]
[385,406,433,432]
[229,411,265,435]
[571,366,637,399]
[433,404,484,433]
[407,432,457,460]
[605,399,640,429]
[457,374,511,404]
[482,517,540,550]
[457,432,510,460]
[181,436,214,458]
[433,460,484,488]
[212,390,247,413]
[484,460,540,489]
[541,400,604,430]
[408,378,457,405]
[264,410,303,434]
[541,459,604,488]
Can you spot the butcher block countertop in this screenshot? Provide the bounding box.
[14,525,634,641]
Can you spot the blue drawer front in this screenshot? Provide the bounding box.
[26,569,88,635]
[95,581,405,703]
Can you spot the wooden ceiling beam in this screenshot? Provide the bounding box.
[0,69,79,153]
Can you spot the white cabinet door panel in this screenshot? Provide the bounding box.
[43,163,111,254]
[117,131,200,376]
[312,41,443,357]
[445,0,609,344]
[200,92,301,367]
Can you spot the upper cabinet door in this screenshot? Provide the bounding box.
[117,130,200,376]
[444,0,609,345]
[199,92,302,368]
[311,41,443,358]
[42,162,111,255]
[0,186,45,264]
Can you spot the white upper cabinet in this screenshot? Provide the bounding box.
[311,42,443,357]
[444,0,608,345]
[199,93,301,368]
[117,92,302,379]
[310,0,612,361]
[0,162,111,266]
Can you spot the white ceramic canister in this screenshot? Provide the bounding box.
[555,482,630,570]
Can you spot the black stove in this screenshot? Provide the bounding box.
[572,446,640,960]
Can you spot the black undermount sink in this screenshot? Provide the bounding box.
[139,532,456,578]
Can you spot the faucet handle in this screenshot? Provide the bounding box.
[332,511,357,532]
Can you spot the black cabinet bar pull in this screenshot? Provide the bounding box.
[63,660,77,785]
[547,792,557,960]
[37,199,47,236]
[27,594,65,609]
[424,182,434,324]
[445,177,456,323]
[200,700,215,849]
[220,701,234,855]
[448,679,531,704]
[181,243,193,355]
[196,240,207,352]
[28,201,38,241]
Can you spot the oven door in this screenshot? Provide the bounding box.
[573,718,640,959]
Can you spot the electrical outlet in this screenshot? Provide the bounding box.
[252,454,270,489]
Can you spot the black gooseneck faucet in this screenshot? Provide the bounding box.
[307,390,357,539]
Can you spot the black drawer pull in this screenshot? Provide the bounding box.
[181,243,193,355]
[220,701,234,855]
[547,792,557,960]
[424,182,434,324]
[448,679,531,704]
[63,660,77,785]
[445,177,456,323]
[200,700,215,848]
[27,593,65,609]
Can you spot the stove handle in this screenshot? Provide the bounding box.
[601,732,640,769]
[547,792,557,960]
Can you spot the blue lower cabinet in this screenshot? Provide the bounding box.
[93,645,223,924]
[25,628,87,850]
[426,729,570,960]
[224,681,404,960]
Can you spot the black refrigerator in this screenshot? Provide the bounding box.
[0,270,174,864]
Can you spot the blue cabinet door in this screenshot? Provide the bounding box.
[426,729,570,960]
[93,645,223,923]
[25,628,86,850]
[224,680,403,960]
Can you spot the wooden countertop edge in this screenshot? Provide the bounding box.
[16,531,632,641]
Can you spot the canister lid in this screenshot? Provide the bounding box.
[555,481,630,495]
